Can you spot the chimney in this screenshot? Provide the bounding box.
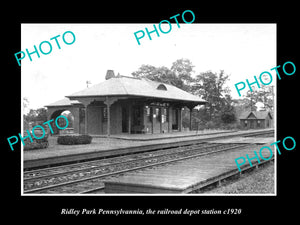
[105,70,115,80]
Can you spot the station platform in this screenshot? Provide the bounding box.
[23,128,274,169]
[104,139,275,194]
[94,129,237,141]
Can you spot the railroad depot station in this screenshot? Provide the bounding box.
[45,71,207,136]
[25,71,275,194]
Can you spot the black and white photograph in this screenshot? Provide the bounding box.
[21,23,276,195]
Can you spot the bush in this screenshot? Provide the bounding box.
[57,134,93,145]
[24,141,49,150]
[23,130,49,150]
[221,111,236,124]
[205,121,218,129]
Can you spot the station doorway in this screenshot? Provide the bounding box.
[122,105,143,133]
[172,109,178,130]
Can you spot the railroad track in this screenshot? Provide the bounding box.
[23,142,250,194]
[24,129,274,170]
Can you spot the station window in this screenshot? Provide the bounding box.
[133,106,142,125]
[161,108,168,123]
[155,107,160,123]
[103,107,108,122]
[155,107,159,115]
[145,106,151,122]
[145,106,150,116]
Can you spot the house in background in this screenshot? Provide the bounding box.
[239,111,273,129]
[45,71,207,136]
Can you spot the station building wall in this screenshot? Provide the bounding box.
[48,100,186,136]
[86,103,122,135]
[240,118,273,129]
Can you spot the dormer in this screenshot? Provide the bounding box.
[157,84,167,91]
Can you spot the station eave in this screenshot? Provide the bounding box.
[66,94,207,105]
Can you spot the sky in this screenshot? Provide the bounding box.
[21,23,276,110]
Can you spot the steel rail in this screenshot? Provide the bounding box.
[24,143,220,182]
[24,129,274,170]
[24,143,250,194]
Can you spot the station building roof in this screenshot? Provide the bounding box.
[65,76,207,104]
[45,98,81,107]
[239,111,273,120]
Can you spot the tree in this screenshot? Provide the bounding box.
[170,58,195,91]
[221,110,236,124]
[23,97,30,130]
[131,58,194,92]
[220,94,236,123]
[24,108,48,125]
[23,97,29,112]
[192,70,234,123]
[132,64,157,79]
[132,64,185,89]
[243,85,274,112]
[62,110,74,128]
